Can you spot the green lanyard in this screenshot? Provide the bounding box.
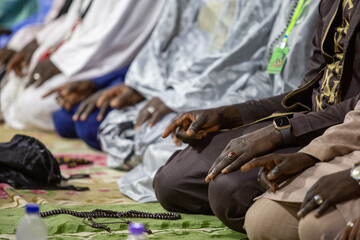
[281,0,311,48]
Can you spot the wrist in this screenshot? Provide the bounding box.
[219,105,243,129]
[273,116,292,145]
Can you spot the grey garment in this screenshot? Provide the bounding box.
[125,0,283,111]
[99,109,185,202]
[99,0,320,202]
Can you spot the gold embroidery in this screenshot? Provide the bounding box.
[315,0,354,111]
[343,0,354,10]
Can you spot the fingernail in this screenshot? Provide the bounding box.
[187,130,194,136]
[205,174,213,182]
[297,211,303,218]
[222,169,228,174]
[267,172,274,179]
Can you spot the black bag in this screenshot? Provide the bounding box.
[0,134,88,191]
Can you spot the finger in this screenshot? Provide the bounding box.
[259,168,277,192]
[201,124,221,134]
[73,102,89,121]
[63,99,74,111]
[300,186,320,210]
[187,115,206,136]
[349,219,360,240]
[96,91,113,108]
[162,115,188,138]
[172,132,182,146]
[222,153,251,174]
[267,162,287,181]
[6,54,22,72]
[110,95,128,109]
[96,100,110,122]
[149,112,164,128]
[56,96,66,107]
[64,82,78,94]
[79,103,96,121]
[241,154,275,172]
[314,199,332,218]
[337,225,352,240]
[207,151,229,175]
[42,86,62,98]
[206,153,236,182]
[14,65,24,77]
[175,129,200,145]
[193,130,208,140]
[298,197,318,218]
[135,107,152,129]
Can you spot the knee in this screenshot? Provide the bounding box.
[244,199,300,240]
[53,109,77,138]
[298,211,340,240]
[244,199,270,240]
[153,165,181,212]
[208,169,265,232]
[74,115,101,150]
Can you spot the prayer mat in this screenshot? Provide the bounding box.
[0,204,246,239]
[0,125,245,239]
[0,124,135,208]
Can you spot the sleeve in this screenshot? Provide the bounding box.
[233,92,290,125]
[291,93,360,146]
[299,100,360,161]
[299,0,327,85]
[91,66,129,90]
[229,0,328,125]
[50,0,165,81]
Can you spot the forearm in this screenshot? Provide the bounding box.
[233,92,290,125]
[291,93,360,147]
[299,99,360,161]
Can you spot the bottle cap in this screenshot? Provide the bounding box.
[129,222,145,235]
[25,204,40,214]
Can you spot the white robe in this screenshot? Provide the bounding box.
[7,0,66,52]
[1,0,165,130]
[99,0,320,202]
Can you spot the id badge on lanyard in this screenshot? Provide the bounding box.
[266,0,310,74]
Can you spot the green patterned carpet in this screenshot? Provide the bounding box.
[0,204,246,239]
[0,125,247,239]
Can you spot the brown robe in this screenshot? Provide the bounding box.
[261,100,360,222]
[154,0,360,233]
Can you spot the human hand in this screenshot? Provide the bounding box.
[6,39,38,77]
[162,106,242,145]
[73,89,110,122]
[241,152,318,192]
[298,169,360,218]
[26,58,61,88]
[205,124,283,182]
[96,84,144,110]
[135,97,173,130]
[42,80,96,111]
[336,218,360,240]
[0,47,15,66]
[0,28,11,35]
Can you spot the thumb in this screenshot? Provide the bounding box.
[187,115,206,136]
